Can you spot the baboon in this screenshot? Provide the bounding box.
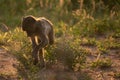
[21,15,54,67]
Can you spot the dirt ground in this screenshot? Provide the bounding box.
[0,48,19,80]
[0,45,120,80]
[36,47,120,80]
[83,46,120,80]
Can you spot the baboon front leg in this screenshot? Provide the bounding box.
[31,36,39,65]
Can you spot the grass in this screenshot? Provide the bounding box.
[114,73,120,79]
[0,28,88,79]
[91,58,112,69]
[80,38,97,47]
[0,17,119,79]
[0,16,119,79]
[0,1,120,79]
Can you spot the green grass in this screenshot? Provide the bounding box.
[114,73,120,79]
[0,15,119,78]
[0,1,120,79]
[91,58,112,69]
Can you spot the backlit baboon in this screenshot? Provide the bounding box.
[21,15,54,67]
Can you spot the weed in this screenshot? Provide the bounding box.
[112,32,120,38]
[114,72,120,79]
[91,58,112,69]
[46,37,88,70]
[81,38,97,46]
[0,1,119,80]
[97,41,109,54]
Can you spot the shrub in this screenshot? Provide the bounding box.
[46,37,88,70]
[114,73,120,79]
[91,58,112,69]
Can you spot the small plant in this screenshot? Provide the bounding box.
[101,37,120,50]
[112,32,120,38]
[114,72,120,79]
[46,37,88,70]
[107,39,120,49]
[81,38,97,46]
[97,42,109,54]
[0,32,11,46]
[109,43,120,50]
[98,47,108,54]
[91,58,112,69]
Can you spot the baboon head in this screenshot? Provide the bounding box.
[22,15,36,37]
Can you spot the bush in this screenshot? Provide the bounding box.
[46,37,89,70]
[91,58,112,69]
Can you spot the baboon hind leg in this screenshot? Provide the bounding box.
[38,39,45,68]
[39,48,45,68]
[32,49,39,65]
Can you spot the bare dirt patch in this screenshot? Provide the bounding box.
[0,48,19,80]
[84,46,120,80]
